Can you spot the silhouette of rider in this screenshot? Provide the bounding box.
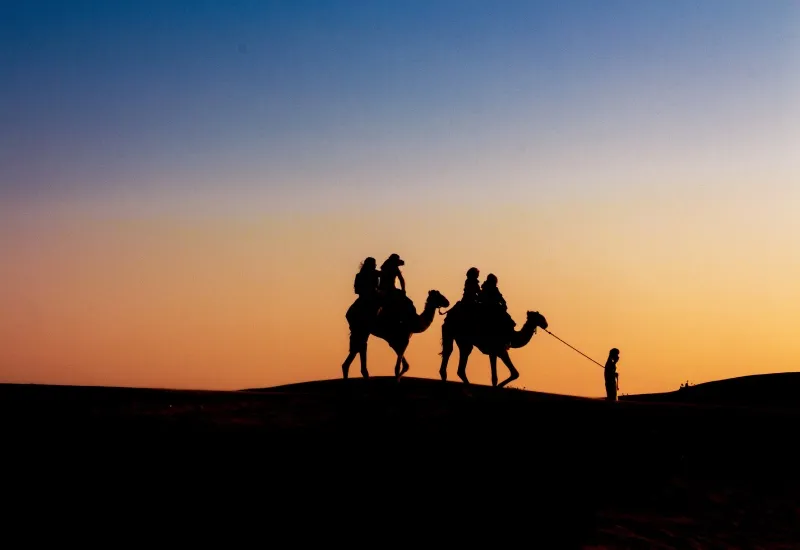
[479,273,507,310]
[462,267,481,305]
[354,256,379,310]
[479,273,516,344]
[377,253,410,321]
[346,257,380,326]
[604,348,620,401]
[378,253,405,294]
[342,257,381,379]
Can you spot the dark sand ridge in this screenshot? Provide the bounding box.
[2,373,798,548]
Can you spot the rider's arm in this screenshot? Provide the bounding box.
[397,270,406,292]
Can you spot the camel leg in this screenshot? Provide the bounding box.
[393,339,410,380]
[394,353,404,379]
[439,327,454,382]
[497,349,520,388]
[456,343,473,385]
[341,351,356,379]
[489,354,498,388]
[399,357,410,377]
[359,340,369,378]
[343,331,369,379]
[439,344,453,382]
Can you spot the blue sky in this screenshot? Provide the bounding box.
[1,0,797,207]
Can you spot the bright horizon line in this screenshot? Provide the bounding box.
[4,370,797,394]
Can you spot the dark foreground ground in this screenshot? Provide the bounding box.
[2,374,799,548]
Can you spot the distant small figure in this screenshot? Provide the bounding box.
[604,348,620,401]
[462,267,481,304]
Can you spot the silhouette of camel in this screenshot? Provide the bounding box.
[343,290,450,379]
[439,304,548,388]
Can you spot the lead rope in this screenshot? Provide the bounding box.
[543,329,621,393]
[543,329,604,369]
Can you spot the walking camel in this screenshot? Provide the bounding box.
[439,304,548,388]
[343,289,450,379]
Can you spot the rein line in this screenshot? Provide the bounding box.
[543,329,605,369]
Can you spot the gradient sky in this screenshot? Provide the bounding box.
[1,0,798,396]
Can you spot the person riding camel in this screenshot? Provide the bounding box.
[462,267,481,305]
[479,273,507,309]
[479,273,516,339]
[377,253,412,322]
[346,257,380,326]
[378,253,405,295]
[354,256,379,300]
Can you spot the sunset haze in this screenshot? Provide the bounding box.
[2,1,798,396]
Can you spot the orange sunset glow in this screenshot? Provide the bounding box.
[1,2,798,396]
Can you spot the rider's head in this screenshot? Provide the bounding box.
[387,253,404,266]
[361,257,376,271]
[466,267,479,280]
[484,273,498,287]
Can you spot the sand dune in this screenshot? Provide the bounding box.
[1,374,798,547]
[622,372,800,408]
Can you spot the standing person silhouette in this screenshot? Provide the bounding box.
[604,348,620,401]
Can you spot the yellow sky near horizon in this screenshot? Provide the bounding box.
[1,165,798,397]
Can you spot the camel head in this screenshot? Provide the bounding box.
[525,311,548,333]
[426,290,450,311]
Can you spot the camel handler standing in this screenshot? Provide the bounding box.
[604,348,620,401]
